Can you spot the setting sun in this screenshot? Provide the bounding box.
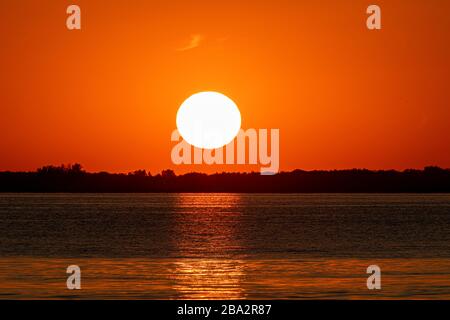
[176,92,241,149]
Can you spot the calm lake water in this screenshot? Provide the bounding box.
[0,193,449,299]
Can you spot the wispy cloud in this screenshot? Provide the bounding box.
[177,34,205,52]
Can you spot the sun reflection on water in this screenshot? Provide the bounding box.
[169,194,247,299]
[169,259,246,299]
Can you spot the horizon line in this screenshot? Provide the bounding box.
[1,164,449,176]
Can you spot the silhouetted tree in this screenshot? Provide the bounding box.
[37,163,84,175]
[70,163,84,174]
[129,170,147,177]
[1,164,450,193]
[161,169,176,178]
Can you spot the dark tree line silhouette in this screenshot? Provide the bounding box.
[0,164,449,193]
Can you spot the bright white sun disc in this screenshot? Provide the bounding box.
[176,92,241,149]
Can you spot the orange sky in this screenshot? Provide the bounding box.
[1,0,449,174]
